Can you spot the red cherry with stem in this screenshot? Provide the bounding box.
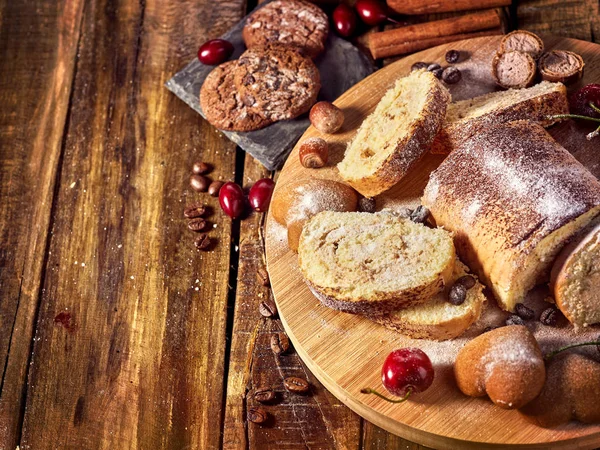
[355,0,397,26]
[332,4,358,38]
[198,39,234,65]
[248,178,275,212]
[569,84,600,118]
[219,182,246,219]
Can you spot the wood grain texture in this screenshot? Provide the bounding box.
[18,0,245,448]
[265,36,600,449]
[0,1,85,448]
[222,155,362,449]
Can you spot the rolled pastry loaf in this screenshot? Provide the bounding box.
[422,121,600,311]
[551,221,600,327]
[298,211,455,315]
[431,81,568,155]
[370,260,486,340]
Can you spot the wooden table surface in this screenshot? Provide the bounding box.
[0,0,598,449]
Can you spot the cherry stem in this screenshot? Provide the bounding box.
[590,102,600,114]
[387,17,401,25]
[360,387,412,403]
[544,340,600,360]
[546,113,600,123]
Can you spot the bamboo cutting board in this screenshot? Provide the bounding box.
[265,36,600,449]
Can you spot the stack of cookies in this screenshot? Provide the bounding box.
[200,0,328,132]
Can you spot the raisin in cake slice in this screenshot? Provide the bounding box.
[298,211,455,315]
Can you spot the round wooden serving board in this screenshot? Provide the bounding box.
[265,35,600,449]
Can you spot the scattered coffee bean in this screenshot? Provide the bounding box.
[427,63,441,72]
[441,66,461,84]
[515,303,535,320]
[506,314,524,326]
[358,197,376,213]
[540,307,559,326]
[283,376,310,394]
[187,217,208,232]
[257,267,270,286]
[456,275,476,290]
[190,174,210,192]
[184,203,207,219]
[448,283,467,306]
[253,387,276,403]
[411,61,428,71]
[259,300,277,318]
[208,180,224,197]
[247,406,268,424]
[409,205,430,224]
[445,49,460,64]
[431,68,443,79]
[194,234,211,250]
[596,335,600,355]
[192,161,211,175]
[270,332,290,356]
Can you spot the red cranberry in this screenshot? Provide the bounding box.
[382,348,434,397]
[219,182,246,219]
[198,39,234,65]
[332,4,357,38]
[248,178,275,212]
[569,84,600,118]
[355,0,390,26]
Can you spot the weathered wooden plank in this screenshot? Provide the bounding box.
[362,423,434,450]
[19,0,245,448]
[222,154,362,449]
[516,0,598,42]
[0,1,85,448]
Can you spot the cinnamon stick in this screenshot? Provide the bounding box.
[370,29,502,59]
[387,0,511,15]
[367,9,502,59]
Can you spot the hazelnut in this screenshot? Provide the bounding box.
[309,101,344,134]
[299,137,328,169]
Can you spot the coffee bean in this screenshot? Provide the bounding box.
[515,303,535,320]
[283,376,310,394]
[506,314,524,326]
[431,68,444,79]
[194,234,211,250]
[184,203,207,219]
[192,161,211,175]
[253,387,275,403]
[259,301,277,318]
[456,275,476,290]
[427,63,441,72]
[257,267,270,286]
[190,175,209,192]
[445,50,460,64]
[188,217,207,232]
[208,180,224,197]
[540,307,559,326]
[448,283,467,306]
[270,332,290,356]
[411,61,428,71]
[410,205,430,224]
[247,406,268,424]
[482,326,498,334]
[358,197,376,213]
[441,66,461,84]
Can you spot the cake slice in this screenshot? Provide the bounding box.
[338,70,450,197]
[498,30,545,60]
[431,81,568,154]
[370,260,486,340]
[539,50,585,84]
[551,221,600,327]
[492,51,537,89]
[298,211,455,315]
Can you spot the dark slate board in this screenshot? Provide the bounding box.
[165,0,375,170]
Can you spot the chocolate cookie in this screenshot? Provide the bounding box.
[200,61,272,132]
[243,0,329,59]
[234,45,321,122]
